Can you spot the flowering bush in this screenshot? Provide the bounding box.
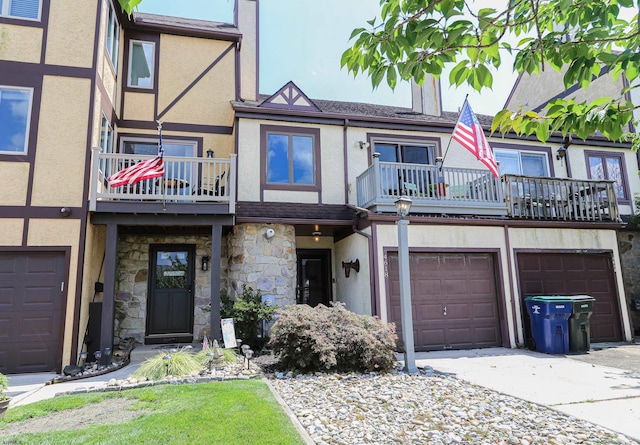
[268,303,397,373]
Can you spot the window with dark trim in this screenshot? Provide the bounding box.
[106,1,120,69]
[586,151,630,204]
[0,0,41,20]
[127,40,155,88]
[0,86,33,154]
[261,125,320,190]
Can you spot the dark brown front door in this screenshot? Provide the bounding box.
[297,250,332,307]
[146,245,195,344]
[388,252,501,351]
[517,252,622,342]
[0,252,66,374]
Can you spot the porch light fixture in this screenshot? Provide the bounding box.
[556,145,567,160]
[201,255,210,271]
[206,149,214,158]
[395,195,417,374]
[60,207,72,217]
[342,259,360,278]
[312,224,321,242]
[358,140,370,150]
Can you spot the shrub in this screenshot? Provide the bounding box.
[132,349,201,381]
[221,285,276,350]
[0,373,8,400]
[267,303,397,373]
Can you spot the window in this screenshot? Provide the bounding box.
[106,1,120,68]
[374,143,435,164]
[0,86,33,154]
[121,138,196,194]
[262,126,319,188]
[0,0,41,20]
[586,151,629,203]
[494,149,549,177]
[128,40,155,88]
[100,115,113,154]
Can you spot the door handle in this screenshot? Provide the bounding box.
[443,305,447,316]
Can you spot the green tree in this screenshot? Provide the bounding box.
[117,0,141,16]
[342,0,640,148]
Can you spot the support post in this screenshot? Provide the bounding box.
[210,224,222,341]
[99,223,117,366]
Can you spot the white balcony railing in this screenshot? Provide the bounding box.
[89,148,236,213]
[356,159,620,222]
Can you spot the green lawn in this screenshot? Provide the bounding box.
[0,380,304,445]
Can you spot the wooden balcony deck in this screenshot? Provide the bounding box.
[89,148,236,215]
[356,159,620,223]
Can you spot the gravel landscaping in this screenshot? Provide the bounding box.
[268,368,638,445]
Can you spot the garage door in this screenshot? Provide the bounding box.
[518,252,622,343]
[388,252,501,351]
[0,252,66,374]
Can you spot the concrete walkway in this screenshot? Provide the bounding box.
[410,343,640,443]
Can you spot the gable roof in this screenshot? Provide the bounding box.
[260,81,320,112]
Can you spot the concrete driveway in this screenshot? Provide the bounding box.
[412,343,640,443]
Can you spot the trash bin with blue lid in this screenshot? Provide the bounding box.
[566,295,595,353]
[525,296,573,354]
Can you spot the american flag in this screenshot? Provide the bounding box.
[452,101,499,178]
[108,123,165,187]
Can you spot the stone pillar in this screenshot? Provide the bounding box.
[227,223,297,307]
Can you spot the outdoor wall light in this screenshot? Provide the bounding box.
[312,224,321,242]
[60,207,72,217]
[358,140,370,150]
[556,145,567,160]
[201,255,210,271]
[206,149,214,158]
[342,259,360,278]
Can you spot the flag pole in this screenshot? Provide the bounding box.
[441,94,469,170]
[157,120,166,210]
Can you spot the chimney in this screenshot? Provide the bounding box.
[411,75,442,116]
[235,0,258,101]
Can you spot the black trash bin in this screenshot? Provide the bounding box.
[567,295,595,353]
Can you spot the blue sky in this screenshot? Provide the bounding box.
[136,0,516,115]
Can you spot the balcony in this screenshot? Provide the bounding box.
[89,148,236,215]
[356,159,620,223]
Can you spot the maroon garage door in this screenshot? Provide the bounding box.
[0,252,66,374]
[388,252,502,351]
[517,252,622,343]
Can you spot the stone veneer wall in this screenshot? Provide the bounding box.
[618,230,640,334]
[114,234,227,344]
[226,223,297,308]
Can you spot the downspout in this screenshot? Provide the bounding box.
[343,119,350,204]
[503,223,521,347]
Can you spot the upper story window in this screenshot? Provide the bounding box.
[494,148,550,177]
[0,86,33,154]
[261,125,320,189]
[586,151,630,204]
[128,40,155,88]
[106,1,120,69]
[100,115,114,154]
[121,137,196,194]
[0,0,41,20]
[374,142,435,165]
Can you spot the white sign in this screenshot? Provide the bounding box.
[262,295,275,306]
[163,271,185,277]
[221,318,237,349]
